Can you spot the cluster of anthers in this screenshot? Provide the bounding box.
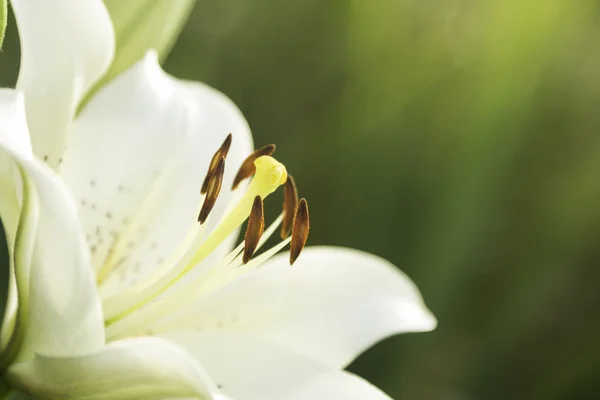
[101,134,310,337]
[198,133,310,266]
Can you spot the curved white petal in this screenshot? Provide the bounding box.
[165,332,391,400]
[0,90,32,349]
[281,370,391,400]
[11,0,115,167]
[0,90,103,358]
[163,246,436,368]
[60,51,252,293]
[0,90,32,246]
[0,91,32,158]
[6,337,216,400]
[18,158,104,357]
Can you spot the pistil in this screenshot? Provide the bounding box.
[102,138,311,341]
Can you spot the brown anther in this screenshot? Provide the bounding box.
[280,175,298,239]
[231,144,276,190]
[290,198,309,265]
[243,196,265,264]
[198,157,225,224]
[201,134,233,195]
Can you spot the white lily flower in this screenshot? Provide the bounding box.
[0,0,437,399]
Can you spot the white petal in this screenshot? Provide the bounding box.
[0,90,32,245]
[165,246,436,368]
[0,90,31,349]
[0,90,104,358]
[19,158,104,357]
[0,91,32,158]
[6,337,216,400]
[165,332,391,400]
[281,370,391,400]
[11,0,115,167]
[60,51,252,292]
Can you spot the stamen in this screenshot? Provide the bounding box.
[103,156,288,325]
[280,175,298,239]
[102,138,316,338]
[104,215,285,338]
[190,156,287,269]
[198,157,225,224]
[243,236,291,270]
[231,144,276,190]
[290,198,309,265]
[201,134,232,195]
[243,196,265,264]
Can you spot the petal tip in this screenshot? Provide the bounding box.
[131,49,172,92]
[396,301,438,333]
[143,49,160,65]
[418,308,438,332]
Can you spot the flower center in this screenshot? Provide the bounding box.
[100,136,310,339]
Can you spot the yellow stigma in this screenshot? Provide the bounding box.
[250,156,288,198]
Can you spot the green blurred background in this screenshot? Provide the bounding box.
[3,0,600,399]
